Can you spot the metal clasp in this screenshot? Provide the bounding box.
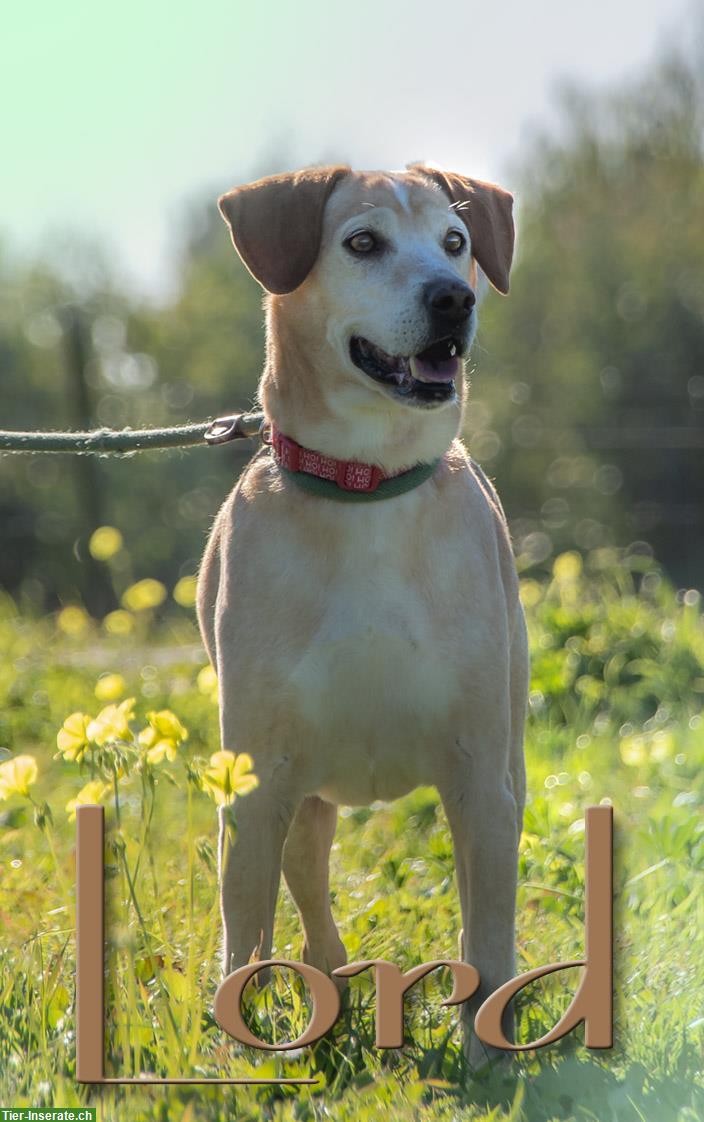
[204,411,267,446]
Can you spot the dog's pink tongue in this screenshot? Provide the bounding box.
[410,355,461,383]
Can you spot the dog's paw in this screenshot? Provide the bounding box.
[461,1029,519,1085]
[302,935,348,985]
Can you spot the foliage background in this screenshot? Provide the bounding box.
[1,46,703,609]
[1,17,704,1122]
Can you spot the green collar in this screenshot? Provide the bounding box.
[278,457,441,501]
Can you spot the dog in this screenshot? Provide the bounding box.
[196,163,528,1064]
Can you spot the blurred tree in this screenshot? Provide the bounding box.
[0,199,264,609]
[470,48,704,585]
[1,46,703,606]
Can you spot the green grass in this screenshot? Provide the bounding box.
[1,549,703,1121]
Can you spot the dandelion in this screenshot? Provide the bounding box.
[121,579,167,612]
[87,698,135,745]
[66,779,111,821]
[139,709,188,765]
[95,673,127,701]
[0,754,38,800]
[201,751,258,806]
[56,713,92,762]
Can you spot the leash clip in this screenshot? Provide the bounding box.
[204,411,267,446]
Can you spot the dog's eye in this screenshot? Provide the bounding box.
[444,229,466,255]
[345,231,377,254]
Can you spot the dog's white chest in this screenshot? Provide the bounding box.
[208,453,514,808]
[281,503,475,803]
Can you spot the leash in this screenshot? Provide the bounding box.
[0,411,268,455]
[0,409,440,501]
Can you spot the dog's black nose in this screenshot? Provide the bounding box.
[424,278,475,325]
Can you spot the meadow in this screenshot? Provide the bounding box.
[1,545,703,1121]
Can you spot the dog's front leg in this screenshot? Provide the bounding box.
[218,760,300,977]
[437,741,519,1068]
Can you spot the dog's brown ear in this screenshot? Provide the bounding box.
[408,164,515,294]
[218,165,351,294]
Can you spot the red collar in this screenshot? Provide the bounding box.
[270,425,402,494]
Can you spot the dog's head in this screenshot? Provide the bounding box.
[218,165,514,463]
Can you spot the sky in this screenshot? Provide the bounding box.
[2,0,692,301]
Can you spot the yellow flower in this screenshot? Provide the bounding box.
[552,551,582,583]
[0,755,38,800]
[57,713,92,762]
[651,730,674,762]
[66,779,111,821]
[121,579,167,612]
[89,526,124,561]
[202,750,258,806]
[173,575,197,608]
[519,579,542,609]
[95,673,127,701]
[57,605,90,637]
[87,698,136,745]
[620,735,647,767]
[103,610,135,636]
[197,665,218,703]
[138,709,188,765]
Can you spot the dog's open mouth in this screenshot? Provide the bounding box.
[350,336,463,406]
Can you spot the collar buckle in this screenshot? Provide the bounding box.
[272,430,301,471]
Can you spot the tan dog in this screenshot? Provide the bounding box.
[197,164,528,1064]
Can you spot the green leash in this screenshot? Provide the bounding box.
[0,409,441,501]
[0,411,266,455]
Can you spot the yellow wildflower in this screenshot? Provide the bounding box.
[103,610,135,636]
[0,755,38,800]
[89,526,123,561]
[66,779,111,821]
[57,605,90,637]
[122,579,167,612]
[57,713,92,762]
[552,551,582,583]
[173,575,197,608]
[87,698,135,745]
[619,735,647,767]
[202,751,258,806]
[197,665,218,703]
[519,579,542,609]
[139,709,188,765]
[95,673,127,701]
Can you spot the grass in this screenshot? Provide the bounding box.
[0,548,703,1121]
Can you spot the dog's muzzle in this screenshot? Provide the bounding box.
[349,323,471,407]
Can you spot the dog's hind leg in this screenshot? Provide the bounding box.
[508,610,529,841]
[282,795,347,977]
[437,725,519,1068]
